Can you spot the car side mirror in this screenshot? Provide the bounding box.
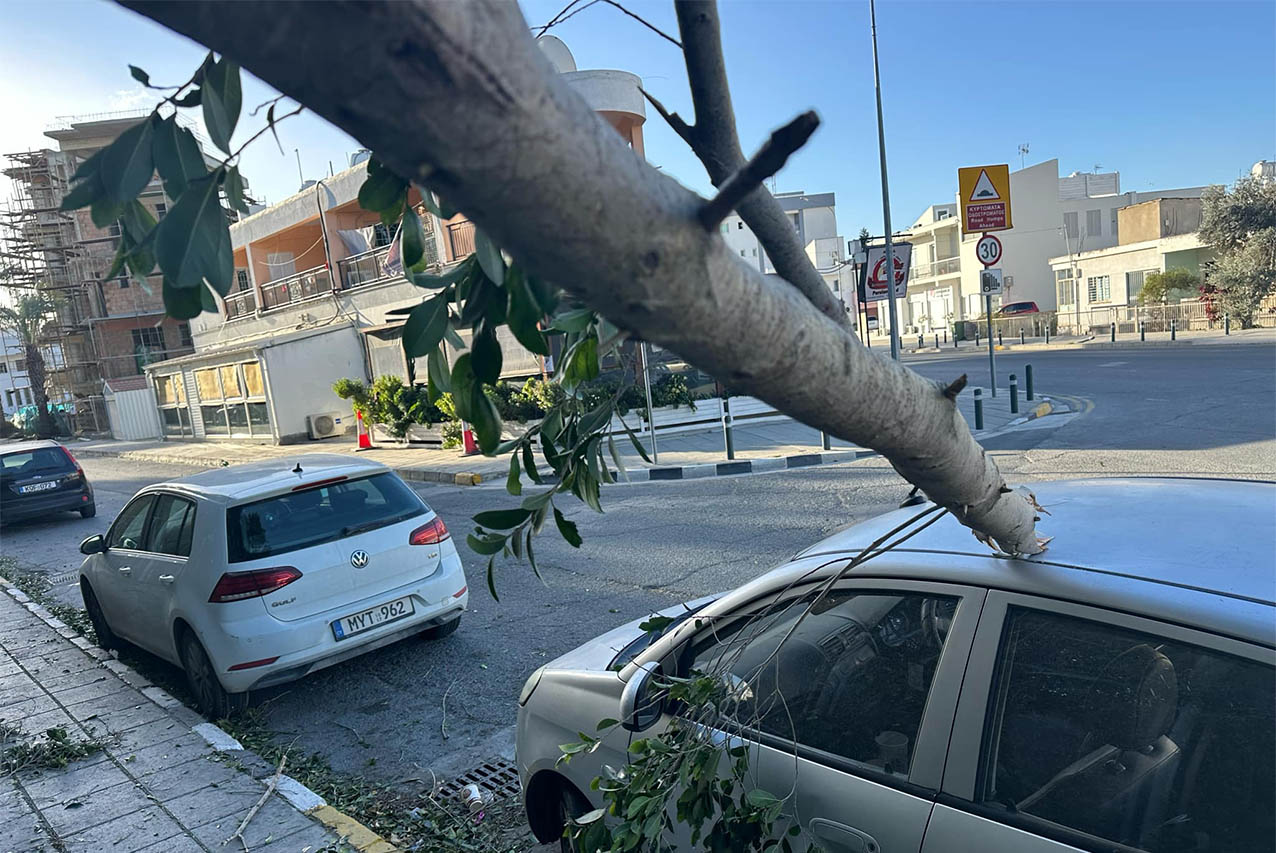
[621,665,665,732]
[79,535,107,555]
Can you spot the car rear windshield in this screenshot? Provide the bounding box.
[0,447,73,481]
[1002,302,1034,312]
[226,472,425,563]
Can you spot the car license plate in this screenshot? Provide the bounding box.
[331,596,414,641]
[18,481,58,494]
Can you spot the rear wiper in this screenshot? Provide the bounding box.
[341,520,384,537]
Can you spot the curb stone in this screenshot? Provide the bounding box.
[0,575,401,853]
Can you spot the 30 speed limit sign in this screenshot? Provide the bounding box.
[976,233,1002,268]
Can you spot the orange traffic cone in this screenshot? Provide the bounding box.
[356,410,373,451]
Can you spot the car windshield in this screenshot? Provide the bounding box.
[0,448,72,481]
[226,472,425,562]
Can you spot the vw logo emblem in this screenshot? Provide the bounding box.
[350,550,370,569]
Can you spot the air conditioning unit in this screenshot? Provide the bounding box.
[307,412,345,440]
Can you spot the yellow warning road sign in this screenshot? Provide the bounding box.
[959,164,1012,234]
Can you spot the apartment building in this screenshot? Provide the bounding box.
[0,113,223,432]
[142,37,648,444]
[900,159,1206,334]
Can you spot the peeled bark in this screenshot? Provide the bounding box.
[117,0,1043,554]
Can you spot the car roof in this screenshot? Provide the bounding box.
[1,440,63,454]
[791,478,1275,643]
[154,454,392,502]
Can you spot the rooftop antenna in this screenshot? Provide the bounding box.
[292,462,303,473]
[1093,163,1103,173]
[295,148,303,184]
[1018,143,1029,169]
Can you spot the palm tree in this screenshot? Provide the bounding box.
[0,292,56,438]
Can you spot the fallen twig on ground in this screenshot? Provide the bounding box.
[226,754,286,851]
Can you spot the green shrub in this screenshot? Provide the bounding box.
[333,376,447,438]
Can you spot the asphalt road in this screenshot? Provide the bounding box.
[1,342,1272,792]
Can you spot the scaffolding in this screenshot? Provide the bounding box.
[0,114,204,435]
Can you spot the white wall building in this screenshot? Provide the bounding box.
[0,332,68,421]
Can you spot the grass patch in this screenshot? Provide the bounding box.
[221,711,534,852]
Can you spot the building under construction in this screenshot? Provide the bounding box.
[0,111,219,433]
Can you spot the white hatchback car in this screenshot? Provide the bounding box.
[78,454,468,717]
[517,478,1275,853]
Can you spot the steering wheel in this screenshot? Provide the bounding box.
[921,599,956,648]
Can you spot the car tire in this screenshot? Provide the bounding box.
[79,504,96,519]
[178,630,248,719]
[81,582,118,652]
[421,614,461,641]
[557,784,592,853]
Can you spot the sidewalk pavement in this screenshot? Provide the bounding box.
[900,324,1276,355]
[69,383,1060,487]
[0,583,352,853]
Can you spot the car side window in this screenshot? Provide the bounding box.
[109,495,155,550]
[978,607,1275,853]
[146,494,196,558]
[689,590,959,777]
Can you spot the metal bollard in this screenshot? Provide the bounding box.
[1009,374,1019,414]
[918,334,924,350]
[934,333,939,349]
[943,329,948,344]
[953,331,958,349]
[1020,329,1025,346]
[721,396,735,460]
[1110,323,1116,342]
[973,388,984,431]
[1171,319,1176,341]
[1140,321,1146,342]
[975,329,980,346]
[1225,314,1230,335]
[1045,325,1051,345]
[821,430,831,450]
[998,330,1003,346]
[1025,364,1034,401]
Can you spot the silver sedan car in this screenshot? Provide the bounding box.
[516,478,1275,852]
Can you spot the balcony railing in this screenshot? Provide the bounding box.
[224,288,257,320]
[909,256,961,280]
[259,265,331,310]
[447,220,476,259]
[337,231,440,292]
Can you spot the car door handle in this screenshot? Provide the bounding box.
[118,566,132,576]
[158,575,175,584]
[809,819,879,853]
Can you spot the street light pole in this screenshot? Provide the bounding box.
[870,0,900,360]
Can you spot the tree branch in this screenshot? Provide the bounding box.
[697,111,818,230]
[116,0,1043,555]
[671,0,853,330]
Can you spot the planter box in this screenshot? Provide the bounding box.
[372,424,445,445]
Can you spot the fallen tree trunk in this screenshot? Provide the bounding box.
[118,0,1043,554]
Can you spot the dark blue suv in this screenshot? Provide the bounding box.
[0,441,95,524]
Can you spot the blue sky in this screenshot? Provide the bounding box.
[2,0,1272,238]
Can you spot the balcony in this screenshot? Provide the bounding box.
[259,265,331,311]
[446,220,476,259]
[337,231,440,292]
[909,256,961,281]
[224,288,257,320]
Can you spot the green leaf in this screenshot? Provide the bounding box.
[152,115,207,198]
[506,453,522,496]
[401,205,425,269]
[527,274,559,314]
[596,718,620,730]
[608,434,629,482]
[554,508,582,547]
[638,615,673,633]
[551,308,594,333]
[401,295,450,359]
[411,256,474,290]
[470,392,502,455]
[162,279,212,320]
[154,172,233,294]
[521,443,542,484]
[575,808,606,826]
[128,65,150,86]
[620,417,653,463]
[172,88,201,108]
[450,354,477,422]
[419,188,457,221]
[99,117,155,205]
[466,533,505,556]
[265,102,282,153]
[474,229,505,284]
[357,160,407,219]
[90,197,123,229]
[444,322,466,352]
[486,555,500,602]
[505,266,548,355]
[521,489,554,511]
[202,56,242,153]
[473,508,531,529]
[104,241,130,281]
[59,174,101,212]
[746,789,782,809]
[71,148,104,181]
[119,200,156,243]
[426,346,451,400]
[562,336,599,389]
[472,324,502,384]
[526,530,539,578]
[224,165,248,214]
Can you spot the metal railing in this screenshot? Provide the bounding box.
[447,220,476,259]
[259,265,331,310]
[337,231,440,291]
[909,256,961,280]
[223,289,257,320]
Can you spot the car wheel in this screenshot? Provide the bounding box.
[178,630,248,719]
[79,504,96,519]
[81,582,118,651]
[421,614,461,641]
[557,784,593,853]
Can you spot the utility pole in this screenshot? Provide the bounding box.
[870,0,900,360]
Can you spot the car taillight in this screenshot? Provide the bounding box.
[409,516,449,545]
[60,446,84,476]
[208,567,302,603]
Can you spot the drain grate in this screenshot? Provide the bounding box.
[437,758,522,801]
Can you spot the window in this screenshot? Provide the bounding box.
[146,494,196,557]
[1110,208,1119,240]
[154,202,167,219]
[108,222,122,238]
[751,248,757,257]
[178,322,193,348]
[0,362,6,374]
[154,373,192,437]
[1087,275,1111,303]
[978,608,1274,853]
[737,222,744,230]
[3,390,10,408]
[1086,209,1102,237]
[721,224,730,235]
[118,274,130,289]
[132,327,165,373]
[226,473,424,562]
[1,446,74,478]
[109,495,155,550]
[16,359,26,373]
[740,250,746,257]
[372,222,395,248]
[688,590,958,778]
[1063,212,1079,240]
[235,268,251,293]
[1126,269,1148,299]
[193,362,269,438]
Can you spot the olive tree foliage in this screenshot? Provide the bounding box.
[1199,176,1276,328]
[1136,269,1198,305]
[0,292,58,438]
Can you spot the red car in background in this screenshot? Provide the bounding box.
[997,301,1040,316]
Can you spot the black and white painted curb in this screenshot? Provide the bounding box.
[0,579,328,816]
[621,448,878,482]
